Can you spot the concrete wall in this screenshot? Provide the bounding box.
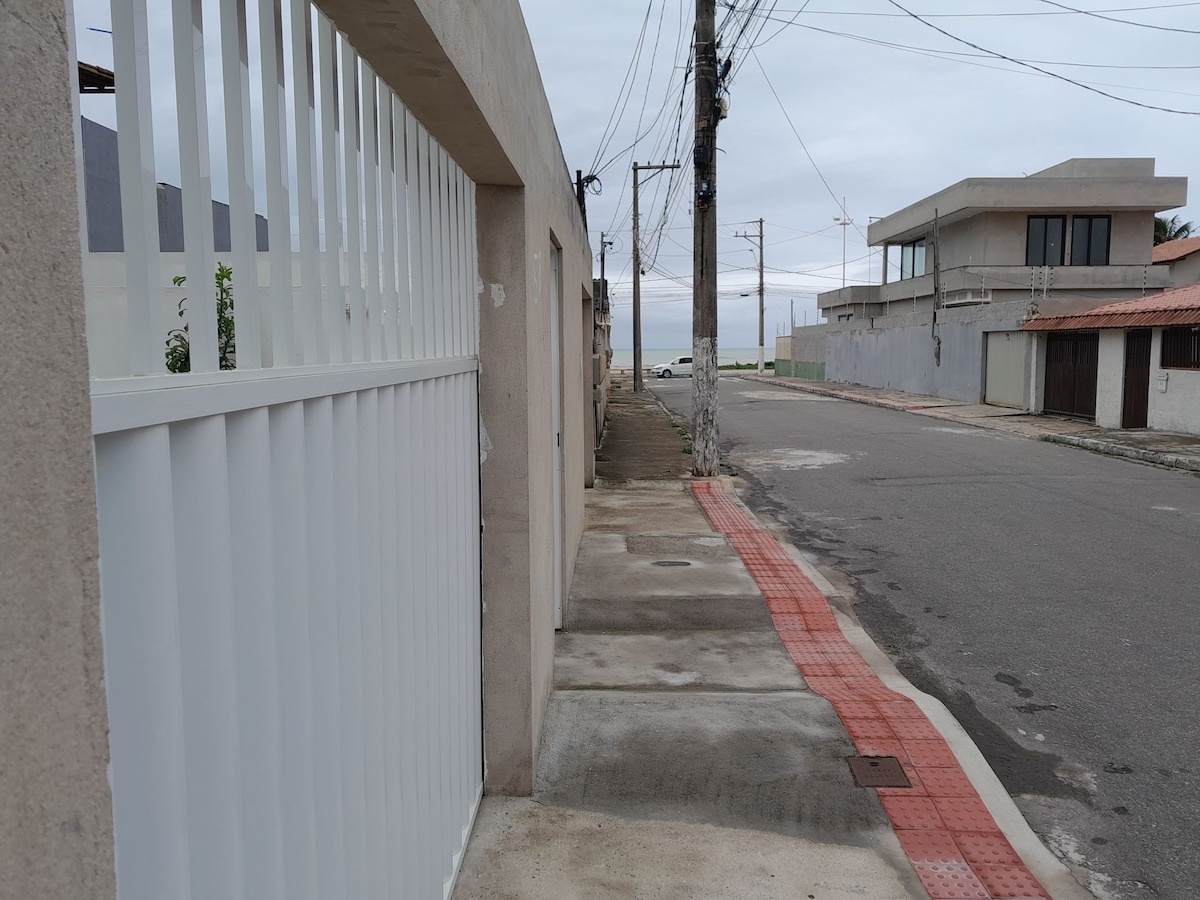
[787,324,831,380]
[1095,330,1126,428]
[317,0,593,794]
[0,3,116,898]
[823,302,1034,403]
[1168,252,1200,286]
[936,211,1154,269]
[1150,329,1200,434]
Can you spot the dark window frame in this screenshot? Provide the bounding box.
[899,239,926,280]
[1070,215,1111,266]
[1026,215,1066,267]
[1161,326,1200,370]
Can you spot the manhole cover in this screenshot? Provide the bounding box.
[652,560,692,567]
[846,756,911,788]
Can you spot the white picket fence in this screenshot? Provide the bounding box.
[72,0,483,897]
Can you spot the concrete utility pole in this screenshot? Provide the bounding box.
[631,162,679,392]
[736,218,766,374]
[833,198,853,290]
[755,218,765,374]
[692,0,720,476]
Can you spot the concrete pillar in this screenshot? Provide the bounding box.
[476,185,538,794]
[1028,333,1047,413]
[0,3,117,897]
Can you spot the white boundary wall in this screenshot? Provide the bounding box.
[71,0,483,896]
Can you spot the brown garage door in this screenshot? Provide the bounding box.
[1044,332,1099,419]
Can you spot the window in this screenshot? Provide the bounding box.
[1026,215,1065,266]
[1071,215,1111,266]
[1162,326,1200,369]
[900,239,926,280]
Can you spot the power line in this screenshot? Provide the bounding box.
[1036,0,1200,33]
[883,0,1200,116]
[769,1,1200,17]
[750,13,1200,71]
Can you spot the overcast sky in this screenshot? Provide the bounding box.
[519,0,1200,348]
[73,1,1200,351]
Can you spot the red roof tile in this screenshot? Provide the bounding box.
[1021,284,1200,330]
[1153,237,1200,264]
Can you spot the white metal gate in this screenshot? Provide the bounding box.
[71,0,483,896]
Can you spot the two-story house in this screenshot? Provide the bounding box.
[802,159,1188,415]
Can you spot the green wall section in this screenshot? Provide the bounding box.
[774,359,825,381]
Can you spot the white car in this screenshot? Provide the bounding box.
[651,356,693,378]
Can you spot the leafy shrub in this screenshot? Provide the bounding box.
[165,262,236,373]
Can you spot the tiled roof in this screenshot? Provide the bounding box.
[1153,237,1200,264]
[1021,284,1200,330]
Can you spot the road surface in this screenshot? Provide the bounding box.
[652,376,1200,900]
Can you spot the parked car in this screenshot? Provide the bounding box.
[651,356,692,378]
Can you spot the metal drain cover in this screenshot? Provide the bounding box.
[847,756,911,788]
[652,560,692,567]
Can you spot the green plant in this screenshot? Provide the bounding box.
[165,262,236,373]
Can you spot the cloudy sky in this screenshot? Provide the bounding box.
[519,0,1200,349]
[72,1,1200,351]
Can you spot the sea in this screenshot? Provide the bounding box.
[610,348,767,368]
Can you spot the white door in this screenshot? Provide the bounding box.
[550,246,564,628]
[985,332,1028,408]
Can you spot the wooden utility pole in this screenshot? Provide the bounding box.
[631,161,679,392]
[692,0,719,475]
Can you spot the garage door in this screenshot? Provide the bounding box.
[1044,332,1099,419]
[984,332,1027,408]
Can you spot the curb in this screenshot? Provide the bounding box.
[743,374,929,412]
[748,374,1200,474]
[691,481,1089,900]
[1040,433,1200,473]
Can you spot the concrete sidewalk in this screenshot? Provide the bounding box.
[452,383,1092,900]
[746,375,1200,474]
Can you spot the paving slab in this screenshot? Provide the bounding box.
[453,797,924,900]
[584,488,713,533]
[569,533,761,601]
[555,629,809,691]
[536,690,891,841]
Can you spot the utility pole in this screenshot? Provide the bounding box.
[736,218,765,374]
[756,217,764,374]
[599,231,613,311]
[631,161,679,392]
[833,198,853,290]
[692,0,720,476]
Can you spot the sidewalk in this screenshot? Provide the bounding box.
[746,375,1200,474]
[452,383,1092,900]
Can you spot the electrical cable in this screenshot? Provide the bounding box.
[883,0,1200,115]
[1036,0,1200,33]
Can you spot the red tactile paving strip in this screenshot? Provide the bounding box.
[691,481,1050,900]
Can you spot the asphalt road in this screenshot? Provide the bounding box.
[651,375,1200,900]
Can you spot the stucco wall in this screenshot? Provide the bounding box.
[318,0,593,794]
[0,3,116,897]
[1169,253,1200,287]
[1149,329,1200,434]
[1095,330,1126,428]
[823,302,1033,402]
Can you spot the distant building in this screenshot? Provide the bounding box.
[81,117,269,253]
[1152,237,1200,287]
[784,158,1189,420]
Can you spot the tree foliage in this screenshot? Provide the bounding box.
[1154,215,1194,246]
[165,262,237,373]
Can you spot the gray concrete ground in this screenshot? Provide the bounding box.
[453,385,927,899]
[748,374,1200,471]
[655,375,1199,899]
[453,384,1092,900]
